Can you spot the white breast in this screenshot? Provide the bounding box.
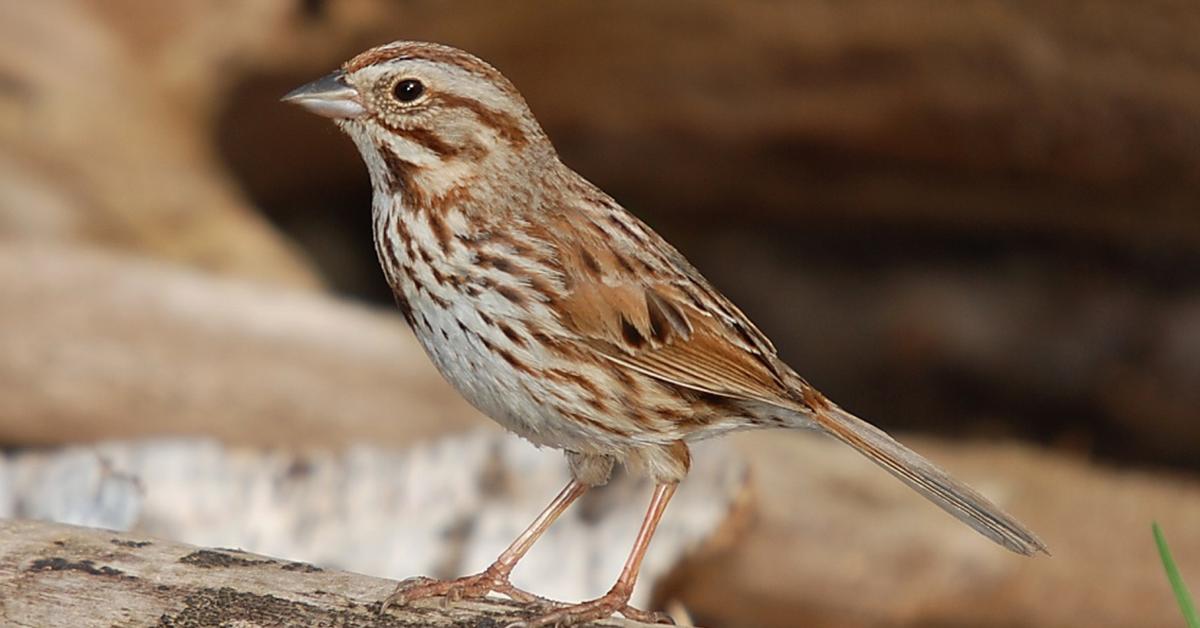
[371,204,608,453]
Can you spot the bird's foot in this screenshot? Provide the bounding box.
[506,587,674,627]
[381,565,556,612]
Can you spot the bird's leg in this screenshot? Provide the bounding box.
[382,479,590,612]
[512,482,679,627]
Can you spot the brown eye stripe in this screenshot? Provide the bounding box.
[343,41,528,147]
[366,84,527,154]
[432,93,529,148]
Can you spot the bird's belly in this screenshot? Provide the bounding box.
[399,284,599,451]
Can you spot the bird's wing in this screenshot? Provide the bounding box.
[531,198,1048,557]
[538,205,796,407]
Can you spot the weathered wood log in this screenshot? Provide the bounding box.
[0,518,660,627]
[0,242,483,448]
[0,432,748,609]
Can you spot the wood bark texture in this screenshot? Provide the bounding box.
[0,518,658,628]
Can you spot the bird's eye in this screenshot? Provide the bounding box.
[392,79,425,103]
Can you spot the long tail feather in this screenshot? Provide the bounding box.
[809,404,1048,556]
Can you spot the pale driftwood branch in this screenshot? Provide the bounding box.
[0,519,659,627]
[0,433,748,609]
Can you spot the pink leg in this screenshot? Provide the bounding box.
[383,480,589,611]
[513,482,679,627]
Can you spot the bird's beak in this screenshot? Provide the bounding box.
[281,70,367,119]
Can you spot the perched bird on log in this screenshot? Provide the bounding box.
[284,40,1046,627]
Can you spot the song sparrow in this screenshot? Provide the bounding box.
[284,41,1046,626]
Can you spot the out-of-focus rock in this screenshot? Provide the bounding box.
[0,432,749,609]
[0,1,319,287]
[662,431,1200,628]
[0,242,481,447]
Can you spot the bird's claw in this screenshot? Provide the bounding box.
[503,591,675,627]
[379,568,559,615]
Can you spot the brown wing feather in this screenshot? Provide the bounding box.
[533,200,1047,557]
[594,307,790,405]
[541,206,794,406]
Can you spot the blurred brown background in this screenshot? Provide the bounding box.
[1,1,1198,627]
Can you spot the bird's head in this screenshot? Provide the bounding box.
[283,41,554,206]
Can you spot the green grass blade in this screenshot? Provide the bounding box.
[1154,522,1199,628]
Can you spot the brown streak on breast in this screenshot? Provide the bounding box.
[390,292,415,326]
[532,330,581,359]
[496,348,536,375]
[409,272,449,308]
[569,385,609,412]
[426,291,450,308]
[431,184,474,213]
[427,264,446,285]
[380,145,426,208]
[497,322,527,347]
[610,364,641,396]
[547,368,602,398]
[564,410,630,437]
[475,252,514,273]
[378,236,417,326]
[496,284,526,306]
[526,275,559,303]
[389,216,416,262]
[427,211,452,253]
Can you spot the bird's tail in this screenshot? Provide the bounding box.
[806,402,1047,556]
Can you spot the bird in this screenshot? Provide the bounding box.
[283,40,1046,627]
